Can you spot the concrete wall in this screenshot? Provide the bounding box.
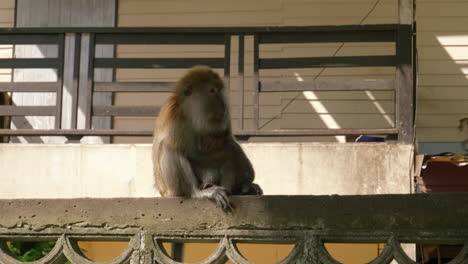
[0,143,413,199]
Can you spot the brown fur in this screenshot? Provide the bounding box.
[152,66,262,210]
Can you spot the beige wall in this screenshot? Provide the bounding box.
[0,142,414,263]
[416,0,468,142]
[0,0,14,27]
[0,0,14,82]
[0,143,413,198]
[2,0,468,143]
[0,0,14,140]
[116,0,468,144]
[115,0,399,143]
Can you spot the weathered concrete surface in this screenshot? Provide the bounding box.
[0,143,413,198]
[0,194,467,238]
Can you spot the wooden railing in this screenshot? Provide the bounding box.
[0,0,415,143]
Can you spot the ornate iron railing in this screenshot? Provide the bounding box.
[1,194,467,264]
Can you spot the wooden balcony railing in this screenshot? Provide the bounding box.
[0,0,416,143]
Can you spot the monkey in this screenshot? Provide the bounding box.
[152,65,262,211]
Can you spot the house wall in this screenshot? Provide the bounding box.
[2,0,468,145]
[416,0,468,145]
[0,0,14,82]
[11,0,116,144]
[0,0,14,141]
[114,0,399,143]
[0,0,14,28]
[115,0,468,146]
[4,0,467,145]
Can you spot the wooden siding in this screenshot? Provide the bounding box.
[416,0,468,142]
[0,0,14,141]
[12,0,116,143]
[0,0,14,81]
[0,0,14,28]
[115,0,468,143]
[116,0,398,143]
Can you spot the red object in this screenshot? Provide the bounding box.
[421,162,468,192]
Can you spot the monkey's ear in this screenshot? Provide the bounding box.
[183,84,193,96]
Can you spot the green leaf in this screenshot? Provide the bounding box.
[8,241,59,262]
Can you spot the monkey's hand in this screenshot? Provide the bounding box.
[195,185,233,212]
[240,183,263,195]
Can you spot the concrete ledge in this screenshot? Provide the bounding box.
[0,143,414,198]
[1,194,467,238]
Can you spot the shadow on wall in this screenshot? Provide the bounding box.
[415,0,468,151]
[417,31,468,153]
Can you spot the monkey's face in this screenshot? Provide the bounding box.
[182,81,229,134]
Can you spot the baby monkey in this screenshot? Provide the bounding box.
[153,65,262,211]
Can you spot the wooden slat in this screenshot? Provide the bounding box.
[253,34,260,130]
[259,31,395,44]
[84,33,96,129]
[234,128,399,137]
[259,56,396,69]
[260,80,395,92]
[224,34,231,91]
[0,129,153,136]
[94,82,174,92]
[0,128,399,137]
[95,33,225,44]
[0,25,399,34]
[94,58,225,69]
[399,0,414,25]
[395,0,415,144]
[0,106,56,116]
[93,106,160,116]
[71,33,81,129]
[238,34,245,130]
[55,33,65,129]
[0,34,60,44]
[0,82,59,92]
[0,58,59,68]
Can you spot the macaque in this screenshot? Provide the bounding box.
[153,65,262,211]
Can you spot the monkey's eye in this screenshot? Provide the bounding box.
[210,88,217,94]
[183,84,192,96]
